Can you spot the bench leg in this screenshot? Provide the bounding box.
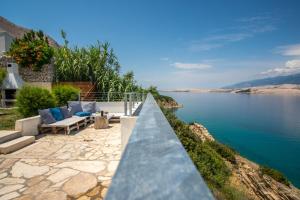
[52,127,57,134]
[76,123,80,130]
[66,126,70,135]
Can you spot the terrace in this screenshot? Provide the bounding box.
[0,94,213,200]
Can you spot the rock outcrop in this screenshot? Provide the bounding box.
[190,122,300,200]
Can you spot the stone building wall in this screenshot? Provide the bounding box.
[0,56,54,90]
[18,63,54,83]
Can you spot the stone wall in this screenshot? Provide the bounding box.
[19,63,54,83]
[0,56,54,83]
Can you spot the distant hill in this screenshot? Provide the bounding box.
[225,73,300,89]
[0,16,59,48]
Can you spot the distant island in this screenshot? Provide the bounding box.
[162,73,300,95]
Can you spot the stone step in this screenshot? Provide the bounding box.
[0,130,21,144]
[0,136,35,154]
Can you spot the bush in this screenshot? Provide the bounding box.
[162,108,231,188]
[189,143,231,188]
[260,166,290,186]
[208,141,237,164]
[16,85,56,117]
[52,85,80,106]
[7,30,53,71]
[0,67,6,85]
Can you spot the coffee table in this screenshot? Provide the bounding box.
[92,113,110,129]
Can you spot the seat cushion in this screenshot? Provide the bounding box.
[69,102,83,115]
[82,102,96,113]
[39,109,56,124]
[50,108,64,121]
[74,111,91,117]
[60,106,72,119]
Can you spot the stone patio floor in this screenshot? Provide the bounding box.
[0,123,121,200]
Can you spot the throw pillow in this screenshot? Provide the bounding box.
[74,111,91,117]
[50,107,64,121]
[60,106,72,119]
[82,102,96,113]
[68,101,83,115]
[38,109,56,124]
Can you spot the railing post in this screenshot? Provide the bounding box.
[108,92,110,102]
[132,93,135,108]
[78,92,81,101]
[129,93,132,116]
[124,93,128,116]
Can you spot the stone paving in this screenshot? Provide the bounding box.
[0,123,121,200]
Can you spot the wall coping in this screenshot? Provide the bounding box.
[105,94,214,200]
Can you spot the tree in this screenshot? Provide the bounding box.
[7,30,54,71]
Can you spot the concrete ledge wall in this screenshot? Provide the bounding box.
[105,94,214,200]
[69,101,142,114]
[120,116,138,152]
[15,116,41,136]
[68,101,125,113]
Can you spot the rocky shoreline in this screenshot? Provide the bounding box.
[190,122,300,200]
[157,98,183,109]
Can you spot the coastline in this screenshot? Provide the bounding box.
[158,93,300,199]
[161,84,300,96]
[190,122,300,200]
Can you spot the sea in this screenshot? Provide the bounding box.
[162,92,300,187]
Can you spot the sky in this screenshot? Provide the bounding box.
[2,0,300,89]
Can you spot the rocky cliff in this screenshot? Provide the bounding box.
[190,123,300,200]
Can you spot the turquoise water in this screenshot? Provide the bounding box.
[163,92,300,187]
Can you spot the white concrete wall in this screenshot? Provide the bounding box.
[15,116,41,136]
[0,32,13,55]
[96,102,125,113]
[0,34,5,54]
[120,116,138,152]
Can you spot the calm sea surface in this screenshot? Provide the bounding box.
[162,92,300,187]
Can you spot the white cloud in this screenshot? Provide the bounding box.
[275,44,300,56]
[160,57,170,61]
[205,33,251,42]
[188,14,277,52]
[188,43,223,51]
[172,62,212,70]
[261,60,300,76]
[237,15,271,23]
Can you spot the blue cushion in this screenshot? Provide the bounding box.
[60,106,72,119]
[82,102,96,113]
[74,111,91,117]
[39,109,56,124]
[68,102,83,115]
[50,108,64,121]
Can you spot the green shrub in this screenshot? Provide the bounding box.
[208,141,237,164]
[7,30,53,71]
[189,143,231,187]
[260,166,289,186]
[0,67,6,85]
[16,85,56,117]
[212,184,249,200]
[52,85,80,106]
[162,108,231,188]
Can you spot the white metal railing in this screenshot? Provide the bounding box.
[78,92,146,116]
[123,93,146,116]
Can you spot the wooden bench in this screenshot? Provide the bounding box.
[39,116,90,135]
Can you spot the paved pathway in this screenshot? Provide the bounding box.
[0,123,121,200]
